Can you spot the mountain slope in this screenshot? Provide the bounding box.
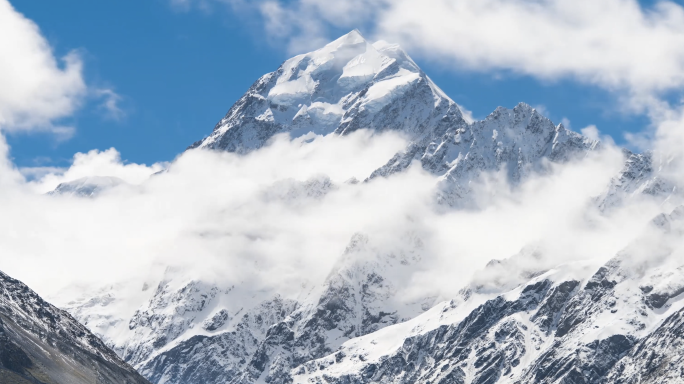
[0,270,150,384]
[291,206,684,384]
[69,232,433,384]
[597,150,678,211]
[189,30,682,209]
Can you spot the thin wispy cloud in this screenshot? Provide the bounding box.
[94,88,126,121]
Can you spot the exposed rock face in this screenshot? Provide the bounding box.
[606,306,684,384]
[137,296,298,384]
[0,270,150,384]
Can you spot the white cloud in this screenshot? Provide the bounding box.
[0,0,87,133]
[373,0,684,94]
[27,148,167,193]
[243,0,684,99]
[580,125,601,142]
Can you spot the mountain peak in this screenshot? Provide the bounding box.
[191,31,463,152]
[325,29,367,48]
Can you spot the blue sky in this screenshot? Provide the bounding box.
[5,0,678,169]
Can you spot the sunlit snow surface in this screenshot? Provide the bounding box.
[192,30,465,152]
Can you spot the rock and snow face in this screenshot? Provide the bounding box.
[230,233,435,384]
[371,103,600,206]
[188,30,607,206]
[598,150,679,211]
[0,270,150,384]
[291,206,684,384]
[188,30,681,208]
[67,232,435,384]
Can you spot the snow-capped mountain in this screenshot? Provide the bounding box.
[189,30,466,154]
[61,31,684,384]
[0,269,150,384]
[72,206,684,384]
[187,30,618,206]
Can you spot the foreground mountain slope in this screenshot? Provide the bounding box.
[0,270,150,384]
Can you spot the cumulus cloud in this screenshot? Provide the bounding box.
[0,0,87,133]
[94,88,126,121]
[0,131,412,296]
[373,0,684,94]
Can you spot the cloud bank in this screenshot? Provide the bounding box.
[0,126,669,314]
